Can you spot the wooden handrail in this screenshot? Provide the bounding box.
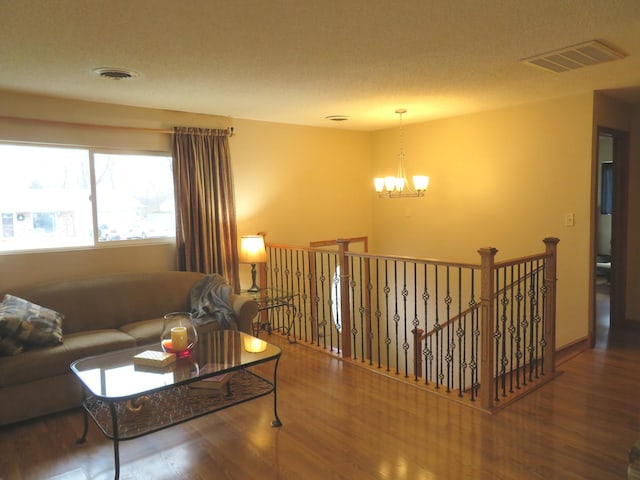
[346,251,480,270]
[495,251,553,268]
[309,237,369,249]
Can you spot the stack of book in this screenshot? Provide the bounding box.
[189,363,235,391]
[133,350,176,368]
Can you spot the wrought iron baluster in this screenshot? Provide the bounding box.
[515,263,523,389]
[383,260,391,372]
[355,256,366,363]
[500,266,508,398]
[540,258,547,375]
[411,264,419,382]
[535,258,543,379]
[434,265,442,390]
[423,264,431,386]
[494,267,501,402]
[349,256,358,361]
[521,261,529,387]
[401,261,410,378]
[508,265,515,393]
[365,257,374,366]
[445,266,453,393]
[318,252,328,349]
[528,260,537,382]
[457,267,463,397]
[328,253,339,353]
[393,261,400,375]
[309,250,320,347]
[470,270,479,401]
[294,249,304,342]
[374,258,382,369]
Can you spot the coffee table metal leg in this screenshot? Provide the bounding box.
[108,402,121,480]
[271,356,282,427]
[76,389,89,444]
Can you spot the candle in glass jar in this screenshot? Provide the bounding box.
[171,326,188,352]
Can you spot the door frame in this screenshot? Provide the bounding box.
[591,126,629,345]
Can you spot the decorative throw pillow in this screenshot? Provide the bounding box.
[0,294,64,348]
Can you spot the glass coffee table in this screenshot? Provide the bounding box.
[71,330,282,480]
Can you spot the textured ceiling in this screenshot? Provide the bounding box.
[1,0,640,130]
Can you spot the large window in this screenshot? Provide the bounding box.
[0,143,175,252]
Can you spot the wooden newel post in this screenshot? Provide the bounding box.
[478,247,498,410]
[543,237,559,375]
[337,239,352,358]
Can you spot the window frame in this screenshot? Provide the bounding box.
[0,142,176,254]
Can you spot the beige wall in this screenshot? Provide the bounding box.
[0,89,229,151]
[230,118,373,246]
[625,105,640,322]
[371,94,594,347]
[0,243,176,292]
[0,91,374,292]
[230,118,373,288]
[2,89,626,347]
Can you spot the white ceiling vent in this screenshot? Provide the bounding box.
[522,40,625,73]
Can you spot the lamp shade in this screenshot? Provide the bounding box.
[239,235,267,264]
[413,175,430,191]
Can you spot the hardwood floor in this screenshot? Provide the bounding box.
[1,325,638,480]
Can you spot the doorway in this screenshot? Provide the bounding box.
[593,128,629,346]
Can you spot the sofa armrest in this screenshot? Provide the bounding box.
[230,294,259,334]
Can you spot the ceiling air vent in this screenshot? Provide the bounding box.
[325,115,350,122]
[521,40,625,73]
[93,67,139,80]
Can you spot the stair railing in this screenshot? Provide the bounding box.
[257,237,559,411]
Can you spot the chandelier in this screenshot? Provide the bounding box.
[374,109,429,198]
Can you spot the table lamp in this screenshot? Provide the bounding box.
[239,235,267,293]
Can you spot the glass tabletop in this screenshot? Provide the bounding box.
[243,288,297,302]
[70,330,280,400]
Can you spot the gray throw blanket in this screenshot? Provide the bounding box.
[190,274,237,329]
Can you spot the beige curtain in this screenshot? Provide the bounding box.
[172,127,240,292]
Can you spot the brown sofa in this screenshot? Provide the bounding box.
[0,271,258,426]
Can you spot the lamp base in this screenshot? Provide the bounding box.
[247,263,260,293]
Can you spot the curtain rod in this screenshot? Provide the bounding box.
[0,115,234,135]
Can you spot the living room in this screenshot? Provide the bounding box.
[2,89,639,354]
[1,2,640,478]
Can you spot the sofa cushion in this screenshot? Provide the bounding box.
[7,272,205,334]
[0,329,136,387]
[0,295,63,350]
[119,318,165,345]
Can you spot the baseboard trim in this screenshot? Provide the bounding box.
[556,336,589,365]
